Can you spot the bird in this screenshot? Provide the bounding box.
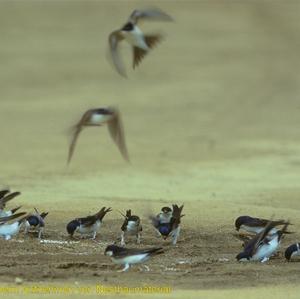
[108,8,173,77]
[236,221,289,262]
[67,107,129,164]
[150,204,184,245]
[285,243,300,261]
[120,209,142,246]
[24,208,49,239]
[0,212,27,240]
[235,215,289,234]
[66,207,112,239]
[105,244,163,272]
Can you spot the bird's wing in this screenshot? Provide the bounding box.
[108,31,126,77]
[2,192,21,204]
[0,189,10,199]
[107,108,130,162]
[114,247,163,258]
[249,221,276,256]
[129,8,173,24]
[95,207,112,221]
[132,34,162,69]
[149,215,160,228]
[67,110,93,164]
[78,215,97,227]
[0,212,27,224]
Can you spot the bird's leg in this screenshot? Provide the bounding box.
[120,231,125,246]
[38,227,44,239]
[136,232,141,244]
[92,230,97,240]
[172,226,180,245]
[119,263,130,272]
[24,224,29,235]
[5,235,11,241]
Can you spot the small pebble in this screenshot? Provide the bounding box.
[15,277,23,285]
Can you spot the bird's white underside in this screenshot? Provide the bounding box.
[112,253,149,265]
[0,221,21,238]
[123,26,149,50]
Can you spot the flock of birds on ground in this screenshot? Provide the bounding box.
[0,188,300,271]
[1,7,300,272]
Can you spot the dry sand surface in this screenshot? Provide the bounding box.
[0,0,300,298]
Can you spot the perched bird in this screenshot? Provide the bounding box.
[0,212,27,240]
[235,215,289,234]
[105,244,163,272]
[67,207,112,239]
[108,8,173,77]
[67,107,129,164]
[120,210,142,246]
[0,191,21,211]
[285,243,300,261]
[236,221,289,262]
[150,204,184,245]
[24,208,49,239]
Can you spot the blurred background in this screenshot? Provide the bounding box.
[0,0,299,211]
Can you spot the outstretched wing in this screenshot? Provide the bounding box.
[107,108,129,162]
[129,8,173,24]
[67,110,93,164]
[132,34,162,69]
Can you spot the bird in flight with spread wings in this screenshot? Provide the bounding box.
[108,8,173,77]
[67,107,129,164]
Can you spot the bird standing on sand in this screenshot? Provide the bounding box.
[236,221,289,262]
[67,207,112,239]
[150,204,184,245]
[24,208,49,239]
[109,8,173,77]
[105,244,163,272]
[235,215,289,235]
[120,209,142,246]
[67,107,129,164]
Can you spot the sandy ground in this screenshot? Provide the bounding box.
[0,0,300,298]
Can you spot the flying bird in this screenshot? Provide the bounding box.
[105,244,163,272]
[108,8,173,77]
[150,204,184,245]
[67,207,112,239]
[120,209,142,246]
[236,221,289,262]
[67,107,129,164]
